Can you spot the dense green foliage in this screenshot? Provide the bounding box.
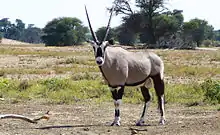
[116,23,137,45]
[95,27,117,41]
[110,0,216,48]
[214,30,220,41]
[183,19,214,46]
[201,79,220,104]
[42,17,88,46]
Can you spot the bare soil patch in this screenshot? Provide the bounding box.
[0,102,219,135]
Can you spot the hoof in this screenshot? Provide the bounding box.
[111,122,120,126]
[159,119,165,125]
[136,121,144,126]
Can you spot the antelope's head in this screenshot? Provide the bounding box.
[85,6,114,66]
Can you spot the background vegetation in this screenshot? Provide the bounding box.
[0,0,220,48]
[0,45,219,106]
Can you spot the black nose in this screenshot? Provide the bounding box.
[96,60,102,65]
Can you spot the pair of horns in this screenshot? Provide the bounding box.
[85,5,114,44]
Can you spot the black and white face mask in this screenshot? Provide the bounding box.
[92,41,108,66]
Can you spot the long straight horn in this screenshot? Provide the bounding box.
[103,6,114,42]
[85,5,99,44]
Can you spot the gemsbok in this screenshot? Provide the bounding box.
[85,6,165,126]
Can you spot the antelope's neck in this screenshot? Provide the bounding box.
[103,47,112,68]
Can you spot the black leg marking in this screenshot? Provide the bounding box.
[136,86,151,126]
[115,109,120,117]
[151,74,165,124]
[140,86,151,117]
[111,86,124,100]
[141,103,147,118]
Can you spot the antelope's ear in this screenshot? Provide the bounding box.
[108,39,114,45]
[86,39,95,44]
[86,39,97,47]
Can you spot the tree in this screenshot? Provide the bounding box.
[153,10,183,40]
[13,19,25,40]
[0,18,12,38]
[116,24,136,45]
[21,24,43,43]
[214,30,220,41]
[95,27,117,41]
[0,18,43,43]
[135,0,168,44]
[42,17,88,46]
[183,18,214,46]
[111,0,134,16]
[112,0,169,44]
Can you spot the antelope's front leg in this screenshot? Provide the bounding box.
[110,86,124,126]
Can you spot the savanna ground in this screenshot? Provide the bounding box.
[0,43,220,135]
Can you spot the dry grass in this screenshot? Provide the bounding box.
[0,44,219,84]
[0,43,219,105]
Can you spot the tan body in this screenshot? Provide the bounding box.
[100,47,164,88]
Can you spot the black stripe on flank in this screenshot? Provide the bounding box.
[125,77,149,86]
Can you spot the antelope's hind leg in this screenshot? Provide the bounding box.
[136,86,151,126]
[151,74,166,125]
[110,86,124,126]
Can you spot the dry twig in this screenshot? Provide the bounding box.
[0,111,50,124]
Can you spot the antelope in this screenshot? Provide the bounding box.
[85,6,165,126]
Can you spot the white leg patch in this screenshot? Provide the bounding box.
[111,99,122,126]
[114,99,122,110]
[159,95,166,125]
[161,95,165,114]
[113,116,120,126]
[110,87,121,92]
[144,79,152,89]
[159,116,165,125]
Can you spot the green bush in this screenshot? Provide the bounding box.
[200,79,220,104]
[213,40,220,47]
[39,78,71,91]
[202,40,213,47]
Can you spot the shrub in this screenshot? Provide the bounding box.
[39,78,71,91]
[212,41,220,47]
[200,79,220,104]
[202,40,213,47]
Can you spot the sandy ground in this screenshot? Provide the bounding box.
[0,38,31,45]
[0,102,220,135]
